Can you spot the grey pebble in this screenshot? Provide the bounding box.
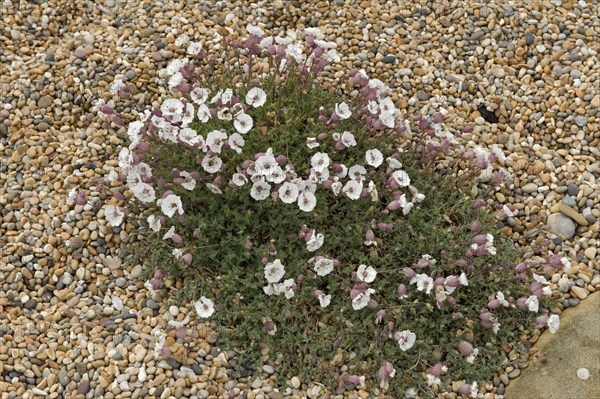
[525,31,535,45]
[567,184,580,196]
[574,115,588,127]
[382,55,396,64]
[561,195,577,208]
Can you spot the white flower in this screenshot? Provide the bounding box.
[278,182,299,204]
[466,348,479,364]
[348,165,367,182]
[470,382,478,398]
[132,183,156,203]
[118,147,133,170]
[310,152,330,171]
[234,113,253,134]
[278,278,296,299]
[368,180,378,202]
[179,127,204,147]
[496,292,509,307]
[426,374,441,387]
[246,87,267,108]
[485,233,496,255]
[231,173,248,187]
[187,41,203,56]
[264,259,285,283]
[172,248,183,259]
[492,322,501,334]
[365,149,384,168]
[168,72,183,89]
[306,137,319,149]
[205,183,222,194]
[246,24,264,36]
[228,133,245,154]
[331,181,342,196]
[217,107,232,121]
[357,264,377,283]
[250,180,271,201]
[395,330,416,351]
[386,157,403,169]
[316,291,331,308]
[548,314,560,334]
[459,272,469,286]
[352,288,375,310]
[201,155,223,174]
[314,257,334,277]
[343,180,363,200]
[297,191,317,212]
[341,131,356,147]
[561,257,571,272]
[162,226,175,240]
[175,34,189,47]
[147,215,161,232]
[525,295,539,312]
[263,282,279,296]
[380,111,395,128]
[306,232,324,252]
[255,149,277,176]
[367,100,379,114]
[392,170,411,187]
[109,79,125,95]
[304,27,325,39]
[190,86,209,104]
[105,205,125,227]
[194,296,215,318]
[410,274,434,295]
[179,171,196,191]
[160,194,183,218]
[197,104,211,123]
[161,98,184,117]
[335,102,352,119]
[206,130,228,153]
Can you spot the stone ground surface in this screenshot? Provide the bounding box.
[1,0,599,398]
[504,292,600,399]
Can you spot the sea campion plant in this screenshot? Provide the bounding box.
[96,25,566,397]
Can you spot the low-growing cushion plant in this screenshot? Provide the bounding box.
[92,25,567,398]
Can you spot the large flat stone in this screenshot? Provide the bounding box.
[504,292,600,399]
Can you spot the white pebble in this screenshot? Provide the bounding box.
[577,368,590,380]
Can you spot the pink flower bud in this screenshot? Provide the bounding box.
[434,277,446,286]
[365,229,375,242]
[275,155,287,163]
[181,253,192,265]
[268,243,276,255]
[376,309,386,323]
[472,234,487,245]
[378,361,395,382]
[334,140,346,151]
[332,259,341,267]
[193,228,200,238]
[245,240,253,250]
[458,384,472,395]
[430,363,443,377]
[212,175,222,187]
[261,257,269,265]
[387,200,401,211]
[317,132,328,140]
[297,274,304,283]
[345,375,361,385]
[367,299,378,311]
[458,340,474,357]
[516,297,528,309]
[397,284,407,298]
[487,299,501,309]
[515,262,528,273]
[171,234,183,244]
[535,315,549,328]
[470,220,480,232]
[446,295,456,305]
[445,277,460,287]
[473,199,486,209]
[403,267,416,279]
[547,255,563,269]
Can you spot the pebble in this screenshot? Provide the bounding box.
[547,213,577,240]
[571,286,588,300]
